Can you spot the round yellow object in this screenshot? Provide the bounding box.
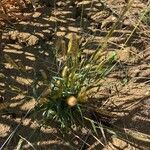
[67,96,77,107]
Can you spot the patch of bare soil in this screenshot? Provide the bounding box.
[0,0,150,149]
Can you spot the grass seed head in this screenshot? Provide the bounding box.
[41,86,51,98]
[61,40,67,56]
[62,66,69,78]
[78,87,88,103]
[67,33,79,57]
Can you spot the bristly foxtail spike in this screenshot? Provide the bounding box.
[55,36,62,52]
[40,86,51,98]
[67,33,79,58]
[62,66,69,78]
[61,40,67,60]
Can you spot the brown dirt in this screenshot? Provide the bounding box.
[0,0,150,149]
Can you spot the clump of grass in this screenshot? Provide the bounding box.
[33,33,117,129]
[2,36,116,129]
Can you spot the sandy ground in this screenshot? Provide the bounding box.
[0,0,150,149]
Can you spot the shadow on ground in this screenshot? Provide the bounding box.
[0,0,150,149]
